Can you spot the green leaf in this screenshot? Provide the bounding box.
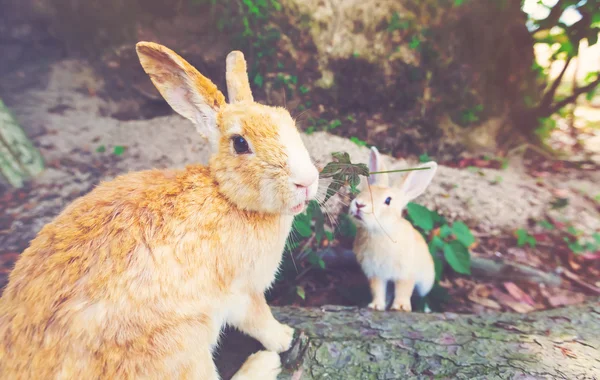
[307,251,326,269]
[451,221,475,247]
[296,286,306,300]
[428,235,445,253]
[588,27,599,47]
[538,220,554,230]
[320,152,369,203]
[253,73,264,88]
[439,224,452,239]
[516,228,528,247]
[338,214,357,238]
[433,255,443,282]
[113,146,125,156]
[432,211,446,225]
[593,232,600,245]
[96,145,106,153]
[330,151,350,163]
[568,241,585,254]
[293,217,312,238]
[329,119,342,129]
[409,35,421,49]
[443,241,471,275]
[419,153,431,163]
[299,85,309,94]
[325,231,334,241]
[310,201,325,245]
[406,203,434,231]
[350,136,367,147]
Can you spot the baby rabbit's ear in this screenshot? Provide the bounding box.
[136,41,226,140]
[226,51,253,103]
[398,161,438,201]
[368,147,389,187]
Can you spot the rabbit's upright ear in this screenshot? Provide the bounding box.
[368,147,389,186]
[136,42,226,140]
[398,161,438,201]
[226,51,253,103]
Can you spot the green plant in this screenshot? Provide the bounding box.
[350,136,367,147]
[405,204,475,280]
[563,228,600,255]
[516,228,536,248]
[113,146,125,156]
[387,12,411,32]
[538,220,554,230]
[419,153,431,163]
[460,104,484,125]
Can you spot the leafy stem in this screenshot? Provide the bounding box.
[369,167,430,175]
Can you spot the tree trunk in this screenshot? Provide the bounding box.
[216,300,600,379]
[0,98,44,188]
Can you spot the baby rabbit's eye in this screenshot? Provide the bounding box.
[385,197,392,205]
[232,135,251,154]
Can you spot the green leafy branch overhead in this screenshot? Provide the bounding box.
[530,0,600,117]
[319,152,431,203]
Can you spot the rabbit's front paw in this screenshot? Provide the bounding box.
[262,322,294,353]
[231,351,281,380]
[390,299,412,312]
[367,301,386,311]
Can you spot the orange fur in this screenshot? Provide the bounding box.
[0,42,319,379]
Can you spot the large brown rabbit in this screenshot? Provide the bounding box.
[0,42,319,379]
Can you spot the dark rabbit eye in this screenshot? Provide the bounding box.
[385,197,392,205]
[232,135,250,154]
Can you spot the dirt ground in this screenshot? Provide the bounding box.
[1,40,599,315]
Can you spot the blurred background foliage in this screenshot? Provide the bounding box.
[2,0,597,157]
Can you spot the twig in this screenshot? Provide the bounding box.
[539,55,573,111]
[561,269,600,295]
[369,167,430,175]
[546,76,600,116]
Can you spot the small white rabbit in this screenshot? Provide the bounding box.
[349,147,437,311]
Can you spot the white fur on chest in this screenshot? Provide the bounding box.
[354,226,417,281]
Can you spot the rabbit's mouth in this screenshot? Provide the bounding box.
[350,210,363,221]
[290,201,308,215]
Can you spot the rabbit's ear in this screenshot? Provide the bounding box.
[226,51,254,103]
[136,42,226,140]
[398,161,438,201]
[368,147,389,186]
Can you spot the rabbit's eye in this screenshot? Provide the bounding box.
[385,197,392,205]
[232,135,251,154]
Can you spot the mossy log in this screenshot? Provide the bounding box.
[216,300,600,379]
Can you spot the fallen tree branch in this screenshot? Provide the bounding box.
[216,300,600,379]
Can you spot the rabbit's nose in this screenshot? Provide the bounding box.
[293,171,318,189]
